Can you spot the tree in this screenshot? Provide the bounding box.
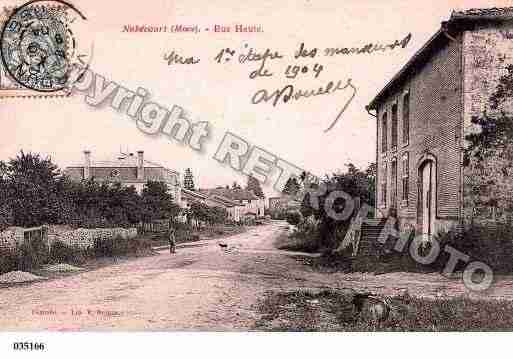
[300,163,377,249]
[0,203,13,231]
[5,151,67,227]
[246,175,264,198]
[141,181,181,222]
[208,206,228,224]
[282,177,300,196]
[189,202,210,225]
[0,151,185,229]
[183,168,195,191]
[0,160,13,230]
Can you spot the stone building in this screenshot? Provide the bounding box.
[65,151,182,204]
[366,8,513,237]
[181,188,244,222]
[200,187,265,217]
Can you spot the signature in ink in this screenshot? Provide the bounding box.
[251,78,357,132]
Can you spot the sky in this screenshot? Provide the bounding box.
[1,0,510,196]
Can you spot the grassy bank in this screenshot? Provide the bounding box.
[255,289,513,331]
[274,231,321,253]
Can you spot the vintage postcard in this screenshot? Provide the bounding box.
[1,0,513,355]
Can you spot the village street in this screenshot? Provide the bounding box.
[2,221,513,330]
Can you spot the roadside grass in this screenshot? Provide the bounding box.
[254,289,513,331]
[0,235,155,275]
[274,231,320,253]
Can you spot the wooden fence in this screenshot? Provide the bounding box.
[137,220,169,234]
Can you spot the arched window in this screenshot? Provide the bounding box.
[381,162,387,206]
[401,152,409,203]
[391,158,398,206]
[391,103,398,149]
[381,112,387,153]
[403,93,410,145]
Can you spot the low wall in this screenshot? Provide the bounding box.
[0,227,138,251]
[52,227,138,249]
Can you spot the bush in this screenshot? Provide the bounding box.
[317,222,513,274]
[276,216,322,253]
[0,237,54,274]
[0,248,17,274]
[93,234,151,257]
[269,208,287,220]
[285,210,303,226]
[0,203,13,232]
[49,241,88,265]
[433,223,513,273]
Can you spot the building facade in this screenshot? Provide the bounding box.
[200,187,265,217]
[268,195,301,212]
[65,151,182,204]
[367,8,513,237]
[181,188,244,222]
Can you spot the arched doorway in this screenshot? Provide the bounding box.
[417,155,437,238]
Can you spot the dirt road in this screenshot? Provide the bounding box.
[1,221,513,330]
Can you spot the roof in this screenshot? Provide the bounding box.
[200,188,259,201]
[181,188,208,200]
[209,194,243,207]
[367,7,513,110]
[451,7,513,20]
[67,153,180,175]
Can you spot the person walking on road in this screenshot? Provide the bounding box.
[169,227,176,254]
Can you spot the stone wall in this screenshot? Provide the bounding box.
[462,22,513,223]
[52,227,138,249]
[462,22,513,130]
[0,227,138,251]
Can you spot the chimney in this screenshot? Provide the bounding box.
[137,151,144,180]
[84,150,91,179]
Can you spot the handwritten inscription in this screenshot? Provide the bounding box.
[284,64,324,79]
[164,50,200,66]
[324,33,412,56]
[251,79,357,132]
[251,78,352,106]
[163,33,411,132]
[238,46,284,79]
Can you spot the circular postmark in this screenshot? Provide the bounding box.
[0,0,90,92]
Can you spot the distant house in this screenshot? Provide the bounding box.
[181,188,244,222]
[366,7,513,237]
[200,187,266,217]
[269,195,301,212]
[205,195,244,222]
[181,188,208,207]
[65,150,182,204]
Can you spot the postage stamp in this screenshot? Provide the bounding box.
[0,0,91,98]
